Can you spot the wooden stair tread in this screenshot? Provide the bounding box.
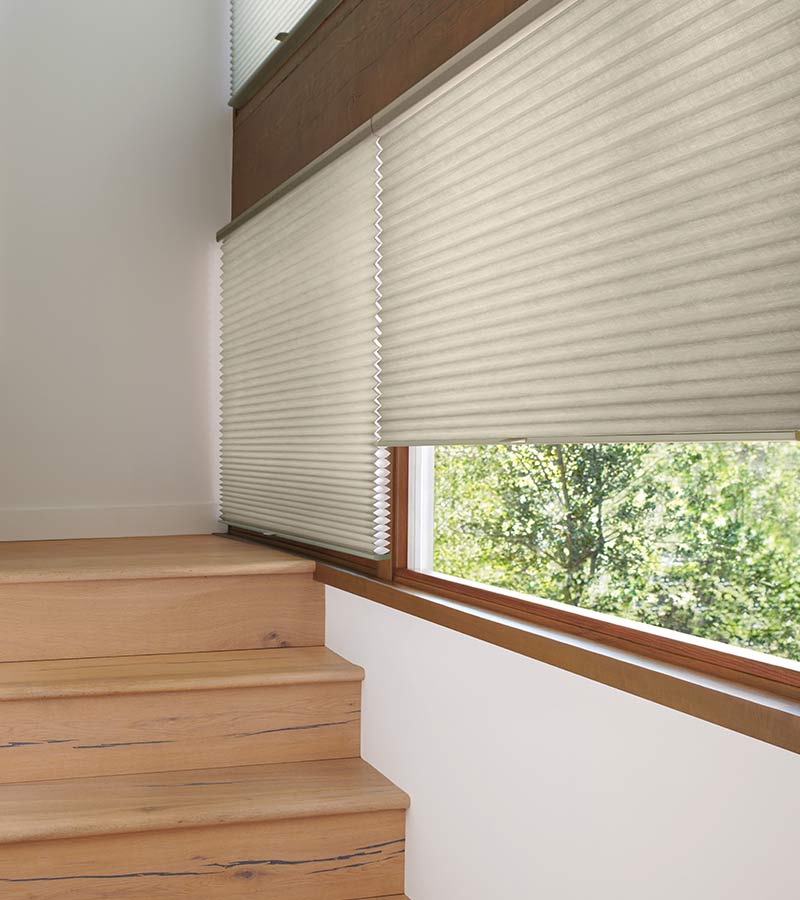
[0,758,409,845]
[0,647,363,701]
[0,535,313,584]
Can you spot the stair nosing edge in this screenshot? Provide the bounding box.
[0,649,365,701]
[0,562,316,585]
[0,760,410,846]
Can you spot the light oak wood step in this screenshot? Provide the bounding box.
[0,648,363,783]
[0,757,408,844]
[0,760,408,899]
[0,534,314,583]
[0,537,323,661]
[0,646,363,699]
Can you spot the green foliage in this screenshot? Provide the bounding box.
[433,442,800,661]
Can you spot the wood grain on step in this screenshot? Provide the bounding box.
[0,535,313,583]
[0,648,362,700]
[0,810,405,899]
[0,757,410,844]
[0,681,361,783]
[0,574,324,661]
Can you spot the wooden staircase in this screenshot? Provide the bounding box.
[0,535,409,899]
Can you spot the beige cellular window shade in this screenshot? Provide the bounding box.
[219,137,388,558]
[230,0,319,97]
[375,0,800,445]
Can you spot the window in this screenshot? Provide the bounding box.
[230,0,312,97]
[408,442,800,662]
[229,0,330,103]
[221,0,800,679]
[375,0,800,681]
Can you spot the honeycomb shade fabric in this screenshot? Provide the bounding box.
[219,137,388,557]
[375,0,800,445]
[230,0,318,97]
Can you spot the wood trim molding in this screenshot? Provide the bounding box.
[225,526,391,580]
[390,447,409,573]
[218,121,373,240]
[316,563,800,755]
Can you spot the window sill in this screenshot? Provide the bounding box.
[315,563,800,756]
[226,526,392,580]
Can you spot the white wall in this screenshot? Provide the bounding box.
[0,0,230,540]
[327,587,800,900]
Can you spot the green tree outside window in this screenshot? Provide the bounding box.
[434,442,800,661]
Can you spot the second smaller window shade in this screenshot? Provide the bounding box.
[230,0,319,97]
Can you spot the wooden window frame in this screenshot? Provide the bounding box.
[388,446,800,705]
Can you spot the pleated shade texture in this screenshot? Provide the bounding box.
[220,138,388,557]
[375,0,800,444]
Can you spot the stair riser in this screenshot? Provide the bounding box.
[0,682,360,783]
[0,574,324,662]
[0,810,405,899]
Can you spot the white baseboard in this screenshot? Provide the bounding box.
[0,503,220,541]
